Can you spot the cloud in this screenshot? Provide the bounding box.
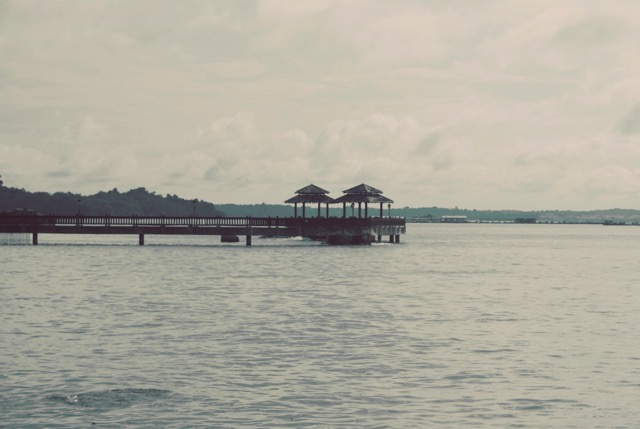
[2,1,640,209]
[617,104,640,135]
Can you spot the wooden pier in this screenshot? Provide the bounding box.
[0,214,406,246]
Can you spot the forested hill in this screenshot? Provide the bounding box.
[0,185,223,217]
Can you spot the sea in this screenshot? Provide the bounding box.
[1,223,639,428]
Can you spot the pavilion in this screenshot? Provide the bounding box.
[284,184,335,218]
[333,183,394,218]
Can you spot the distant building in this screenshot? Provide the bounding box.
[441,215,467,223]
[514,218,537,224]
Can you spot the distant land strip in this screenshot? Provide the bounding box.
[1,183,639,224]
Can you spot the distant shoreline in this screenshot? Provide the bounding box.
[2,183,639,224]
[405,218,639,225]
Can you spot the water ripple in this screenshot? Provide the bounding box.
[2,225,640,427]
[47,388,172,409]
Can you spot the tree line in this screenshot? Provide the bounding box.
[0,180,223,217]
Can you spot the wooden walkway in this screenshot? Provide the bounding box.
[0,215,406,245]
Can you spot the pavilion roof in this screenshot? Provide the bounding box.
[333,193,394,204]
[342,183,383,195]
[285,194,335,204]
[295,184,330,195]
[334,183,393,204]
[285,183,334,204]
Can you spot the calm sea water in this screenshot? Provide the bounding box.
[1,224,639,428]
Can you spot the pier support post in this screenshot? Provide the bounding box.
[32,232,38,245]
[389,235,394,243]
[395,234,400,243]
[377,234,382,242]
[139,234,144,246]
[246,226,252,246]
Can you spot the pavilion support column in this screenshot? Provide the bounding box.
[365,203,368,218]
[139,234,144,246]
[32,232,38,245]
[302,202,306,219]
[294,203,298,218]
[358,202,362,218]
[343,202,346,218]
[317,202,321,218]
[326,203,329,218]
[380,202,383,218]
[246,226,253,246]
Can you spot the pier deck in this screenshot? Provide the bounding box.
[0,215,406,245]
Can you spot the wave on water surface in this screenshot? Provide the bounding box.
[47,388,171,409]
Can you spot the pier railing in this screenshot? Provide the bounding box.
[0,214,406,245]
[0,214,405,228]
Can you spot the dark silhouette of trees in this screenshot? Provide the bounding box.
[0,180,223,216]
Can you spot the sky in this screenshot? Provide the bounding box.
[1,0,640,210]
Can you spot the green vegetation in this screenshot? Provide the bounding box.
[393,206,640,224]
[216,203,293,218]
[0,181,222,217]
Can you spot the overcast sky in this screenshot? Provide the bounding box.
[2,1,640,210]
